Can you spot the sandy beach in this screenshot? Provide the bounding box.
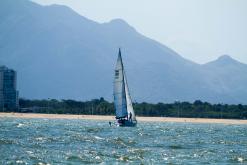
[0,112,246,125]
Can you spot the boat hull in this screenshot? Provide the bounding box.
[116,119,137,127]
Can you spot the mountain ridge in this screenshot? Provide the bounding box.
[204,55,246,66]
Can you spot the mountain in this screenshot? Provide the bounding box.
[202,55,247,103]
[0,0,247,104]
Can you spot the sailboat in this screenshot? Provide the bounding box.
[113,48,137,127]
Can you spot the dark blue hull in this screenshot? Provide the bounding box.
[116,119,137,127]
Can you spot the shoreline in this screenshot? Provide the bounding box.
[0,112,246,125]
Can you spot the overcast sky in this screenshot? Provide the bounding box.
[32,0,247,64]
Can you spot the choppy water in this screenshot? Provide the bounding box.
[0,118,246,164]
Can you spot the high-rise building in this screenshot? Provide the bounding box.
[0,66,19,111]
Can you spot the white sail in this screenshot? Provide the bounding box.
[124,72,136,121]
[114,49,128,118]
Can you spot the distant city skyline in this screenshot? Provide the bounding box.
[32,0,247,64]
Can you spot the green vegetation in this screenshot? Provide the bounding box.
[2,98,247,119]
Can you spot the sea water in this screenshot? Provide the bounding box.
[0,118,246,164]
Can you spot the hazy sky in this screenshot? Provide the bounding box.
[32,0,247,64]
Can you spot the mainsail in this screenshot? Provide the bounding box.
[114,49,128,118]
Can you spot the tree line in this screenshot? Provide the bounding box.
[2,98,247,119]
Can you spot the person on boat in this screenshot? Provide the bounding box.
[129,112,132,122]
